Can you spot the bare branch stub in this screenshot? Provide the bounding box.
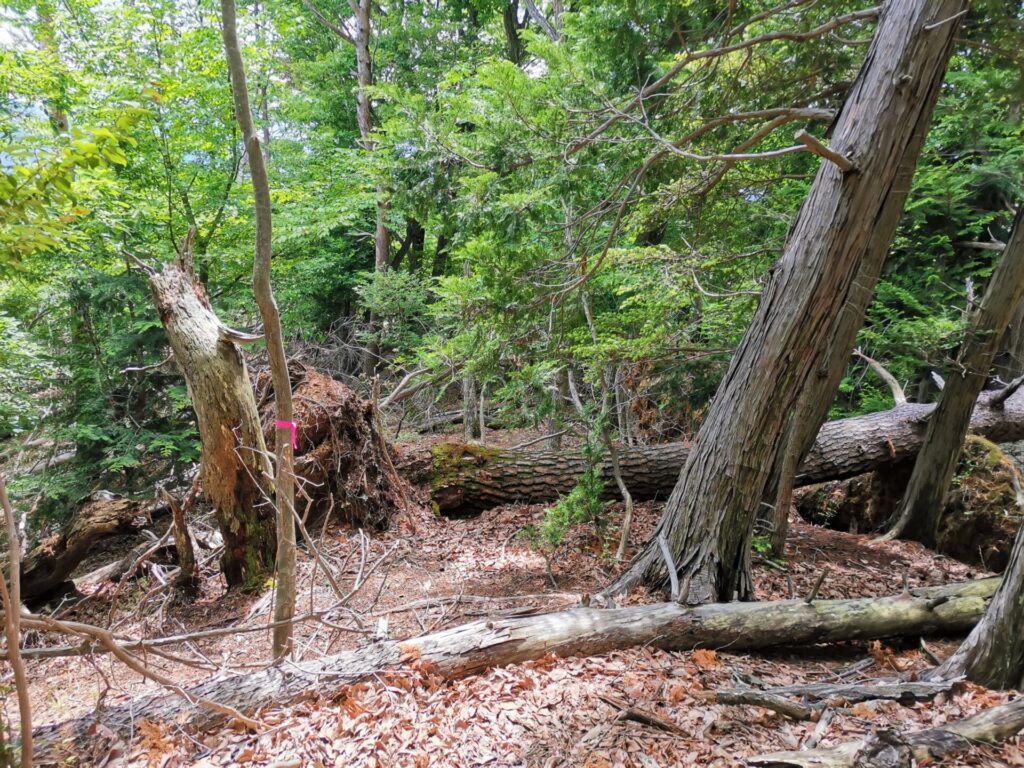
[794,129,856,173]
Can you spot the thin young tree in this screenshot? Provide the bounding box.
[220,0,297,661]
[0,476,32,767]
[608,0,968,602]
[884,207,1024,546]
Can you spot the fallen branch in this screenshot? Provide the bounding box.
[33,577,998,753]
[717,679,959,708]
[748,696,1024,767]
[709,690,813,721]
[599,693,688,735]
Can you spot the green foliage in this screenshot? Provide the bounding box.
[355,269,430,358]
[0,313,57,437]
[523,432,607,552]
[2,0,1023,546]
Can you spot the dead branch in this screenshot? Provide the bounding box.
[853,349,907,405]
[749,697,1024,767]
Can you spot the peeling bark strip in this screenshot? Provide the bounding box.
[34,578,997,752]
[417,389,1024,514]
[147,236,275,588]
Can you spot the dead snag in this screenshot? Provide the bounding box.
[146,230,275,589]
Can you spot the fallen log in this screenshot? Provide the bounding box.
[34,577,998,754]
[18,494,160,605]
[749,696,1024,767]
[412,389,1024,514]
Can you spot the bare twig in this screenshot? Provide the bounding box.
[805,566,830,604]
[26,614,261,730]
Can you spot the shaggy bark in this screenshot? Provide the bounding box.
[415,388,1024,515]
[19,494,154,603]
[759,120,930,555]
[609,0,966,601]
[33,578,997,754]
[995,298,1024,382]
[929,517,1024,690]
[147,238,275,588]
[886,209,1024,546]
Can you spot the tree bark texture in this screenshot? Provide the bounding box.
[995,297,1024,382]
[221,0,297,659]
[33,578,997,753]
[148,247,275,588]
[758,94,933,551]
[610,0,967,602]
[413,387,1024,515]
[930,511,1024,689]
[887,209,1024,547]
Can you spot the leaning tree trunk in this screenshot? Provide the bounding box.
[608,0,966,602]
[761,102,933,554]
[32,577,998,754]
[147,236,275,588]
[995,291,1024,383]
[929,519,1024,689]
[415,386,1024,515]
[886,209,1024,547]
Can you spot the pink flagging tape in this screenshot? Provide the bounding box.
[275,419,298,449]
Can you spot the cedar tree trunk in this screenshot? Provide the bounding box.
[886,208,1024,546]
[609,0,967,602]
[930,519,1024,689]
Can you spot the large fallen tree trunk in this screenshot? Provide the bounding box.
[34,577,998,753]
[414,389,1024,514]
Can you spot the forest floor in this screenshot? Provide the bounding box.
[17,427,1024,767]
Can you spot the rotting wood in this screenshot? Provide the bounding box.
[19,494,157,604]
[32,577,997,754]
